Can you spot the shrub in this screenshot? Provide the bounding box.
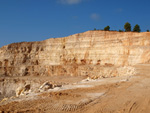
[104,26,110,31]
[119,29,123,32]
[133,24,141,32]
[124,22,131,32]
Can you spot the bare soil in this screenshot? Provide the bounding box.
[1,64,150,113]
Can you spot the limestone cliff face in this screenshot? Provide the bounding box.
[0,31,150,77]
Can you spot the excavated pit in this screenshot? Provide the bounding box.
[0,31,150,112]
[0,65,136,101]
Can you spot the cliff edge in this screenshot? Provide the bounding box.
[0,31,150,77]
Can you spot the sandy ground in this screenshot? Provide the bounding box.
[0,64,150,113]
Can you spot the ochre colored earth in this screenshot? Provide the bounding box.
[1,64,150,113]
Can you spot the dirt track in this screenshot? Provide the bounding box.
[1,64,150,113]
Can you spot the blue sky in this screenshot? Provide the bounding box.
[0,0,150,47]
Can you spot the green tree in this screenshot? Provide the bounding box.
[124,22,131,32]
[133,24,141,32]
[119,29,123,32]
[94,28,96,30]
[147,30,149,32]
[104,26,110,31]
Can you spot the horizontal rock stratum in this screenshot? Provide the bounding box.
[0,30,150,77]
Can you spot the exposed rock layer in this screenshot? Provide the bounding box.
[0,31,150,77]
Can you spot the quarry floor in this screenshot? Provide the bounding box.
[1,64,150,113]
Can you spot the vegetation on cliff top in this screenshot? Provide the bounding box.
[133,24,141,32]
[124,22,131,32]
[104,26,110,31]
[93,22,148,32]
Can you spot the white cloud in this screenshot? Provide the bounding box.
[90,13,100,21]
[57,0,82,5]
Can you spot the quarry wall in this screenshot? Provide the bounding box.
[0,31,150,77]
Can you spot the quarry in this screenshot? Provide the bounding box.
[0,30,150,113]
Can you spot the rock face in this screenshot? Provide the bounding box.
[0,31,150,77]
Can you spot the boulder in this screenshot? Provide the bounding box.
[39,81,53,92]
[16,84,31,97]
